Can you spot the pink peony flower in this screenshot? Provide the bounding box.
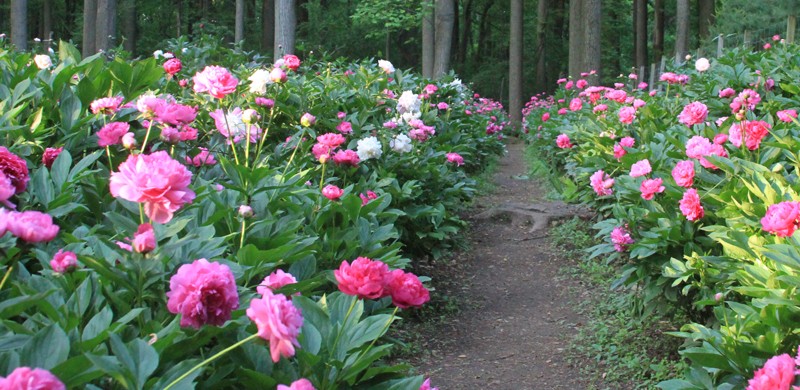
[334,257,390,299]
[317,133,346,149]
[672,160,695,188]
[713,133,729,145]
[678,101,709,126]
[446,152,464,166]
[0,172,15,208]
[618,106,636,124]
[192,66,239,99]
[605,89,627,103]
[557,108,567,115]
[7,210,59,242]
[620,136,635,148]
[0,367,65,390]
[564,80,574,90]
[336,121,353,134]
[420,378,439,390]
[686,136,713,159]
[761,201,800,237]
[163,58,182,75]
[679,189,704,221]
[97,122,131,147]
[593,104,608,114]
[247,289,303,362]
[386,269,430,309]
[321,184,344,201]
[569,98,583,111]
[360,190,378,206]
[257,269,298,296]
[155,103,197,126]
[277,378,315,390]
[589,170,614,196]
[255,97,275,108]
[613,144,626,160]
[777,109,798,123]
[312,144,331,162]
[50,249,78,273]
[300,113,316,127]
[746,353,795,390]
[185,148,217,167]
[90,96,124,115]
[167,259,239,328]
[132,223,156,253]
[576,79,587,89]
[42,147,63,169]
[437,102,449,110]
[630,159,652,178]
[610,225,634,252]
[283,54,301,71]
[270,67,287,83]
[640,178,665,200]
[332,150,360,167]
[541,112,550,122]
[109,151,196,224]
[556,133,573,149]
[209,108,261,144]
[718,88,736,98]
[337,112,346,119]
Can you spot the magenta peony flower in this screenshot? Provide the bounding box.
[316,133,346,149]
[569,98,583,112]
[541,112,550,122]
[132,223,156,253]
[246,289,303,362]
[185,148,217,167]
[277,378,315,390]
[437,102,449,110]
[167,259,239,328]
[334,257,391,300]
[713,133,729,145]
[777,109,798,123]
[590,170,614,196]
[672,160,695,188]
[679,189,704,221]
[192,66,239,99]
[576,79,587,89]
[605,89,627,103]
[50,249,78,273]
[446,152,464,166]
[332,150,360,167]
[0,147,29,194]
[97,122,131,147]
[678,101,708,127]
[618,106,636,124]
[640,178,665,200]
[557,108,567,115]
[630,159,652,178]
[761,201,800,237]
[719,88,736,98]
[610,225,634,252]
[155,103,197,126]
[255,97,275,108]
[109,151,195,224]
[90,96,124,115]
[312,143,331,162]
[620,137,635,148]
[0,367,65,390]
[257,269,298,296]
[7,210,59,242]
[556,133,572,149]
[283,54,301,71]
[321,184,344,201]
[163,58,182,75]
[386,269,430,309]
[42,147,63,169]
[336,121,353,134]
[420,378,439,390]
[360,190,378,206]
[746,353,795,390]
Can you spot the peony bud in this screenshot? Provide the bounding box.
[238,205,254,218]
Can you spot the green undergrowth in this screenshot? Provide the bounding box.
[524,145,574,200]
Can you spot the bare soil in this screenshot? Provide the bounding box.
[413,139,591,389]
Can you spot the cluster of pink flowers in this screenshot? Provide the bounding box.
[313,133,347,163]
[613,136,635,160]
[246,288,304,362]
[678,101,709,127]
[167,259,240,329]
[590,170,614,196]
[334,257,430,309]
[610,225,635,252]
[408,119,437,141]
[730,88,761,117]
[659,72,689,84]
[556,133,573,149]
[729,120,771,150]
[116,223,157,253]
[679,189,705,221]
[685,135,727,169]
[761,201,800,237]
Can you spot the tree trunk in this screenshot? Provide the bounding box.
[653,0,664,61]
[43,0,52,43]
[235,0,245,43]
[634,0,647,71]
[274,0,296,60]
[96,0,117,52]
[697,0,714,41]
[176,0,182,37]
[535,0,549,92]
[452,0,460,65]
[422,0,435,78]
[11,0,27,50]
[567,0,584,78]
[475,1,493,63]
[675,0,689,62]
[82,0,97,56]
[509,0,523,128]
[262,0,274,51]
[583,0,601,80]
[120,0,136,53]
[459,0,473,68]
[433,0,455,78]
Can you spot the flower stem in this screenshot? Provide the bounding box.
[138,203,145,225]
[221,108,240,166]
[281,128,305,179]
[163,333,260,390]
[0,264,14,291]
[358,306,398,360]
[140,120,154,153]
[105,146,113,172]
[239,219,246,249]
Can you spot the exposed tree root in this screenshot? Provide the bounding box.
[473,201,594,233]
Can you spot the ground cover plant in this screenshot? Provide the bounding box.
[525,36,800,389]
[0,35,506,389]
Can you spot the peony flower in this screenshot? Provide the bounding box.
[558,108,567,115]
[576,79,588,89]
[97,122,131,147]
[277,378,315,390]
[0,172,15,208]
[390,134,413,153]
[209,108,261,144]
[163,58,182,75]
[283,54,301,71]
[317,133,346,149]
[695,57,710,72]
[397,91,421,115]
[630,159,652,178]
[356,137,382,161]
[42,147,63,169]
[556,133,573,149]
[300,113,316,127]
[678,101,708,126]
[185,148,216,167]
[590,170,614,196]
[132,223,156,253]
[257,269,298,296]
[386,269,430,309]
[569,98,583,111]
[270,67,287,83]
[248,69,272,94]
[7,210,59,242]
[777,109,798,123]
[761,201,800,237]
[334,257,390,299]
[618,106,636,124]
[713,133,728,144]
[541,112,550,122]
[610,225,634,252]
[746,353,795,390]
[640,178,665,200]
[679,189,704,221]
[672,160,695,188]
[192,66,239,99]
[90,96,124,115]
[246,289,303,362]
[420,378,439,390]
[167,259,239,328]
[446,152,464,166]
[155,103,197,127]
[34,54,52,69]
[109,151,196,224]
[685,136,713,159]
[360,190,378,206]
[437,102,449,110]
[332,150,360,167]
[0,367,65,390]
[719,88,736,98]
[378,59,395,74]
[50,249,78,273]
[336,121,353,134]
[321,184,344,201]
[0,147,29,195]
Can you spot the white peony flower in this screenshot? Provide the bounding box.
[378,59,395,74]
[248,69,272,94]
[390,134,413,153]
[33,54,52,69]
[163,52,174,59]
[153,50,164,58]
[397,91,421,115]
[356,136,383,160]
[695,58,710,72]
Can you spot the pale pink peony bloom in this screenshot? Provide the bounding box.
[192,66,239,99]
[640,178,665,200]
[633,99,646,109]
[0,367,65,390]
[238,205,254,218]
[167,259,239,328]
[420,378,439,390]
[761,201,800,237]
[610,225,634,252]
[672,160,695,188]
[446,152,465,166]
[332,150,360,167]
[42,147,63,169]
[109,151,195,224]
[321,184,344,201]
[97,122,131,147]
[51,249,78,273]
[556,133,573,149]
[638,82,648,90]
[649,90,657,97]
[777,109,798,123]
[336,121,353,134]
[678,101,709,126]
[569,98,583,111]
[713,133,728,145]
[620,137,635,148]
[630,159,652,178]
[7,210,59,243]
[593,104,608,114]
[185,148,217,167]
[247,289,303,362]
[90,96,124,115]
[270,67,288,83]
[746,353,795,390]
[210,108,261,144]
[337,111,346,119]
[618,106,636,124]
[0,172,15,208]
[277,378,315,390]
[257,269,298,296]
[773,34,781,41]
[679,189,704,221]
[686,136,713,159]
[718,88,736,98]
[334,257,390,299]
[590,170,614,196]
[383,120,398,129]
[386,269,430,309]
[132,223,156,253]
[764,43,772,50]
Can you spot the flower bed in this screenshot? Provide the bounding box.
[0,37,506,389]
[525,37,800,389]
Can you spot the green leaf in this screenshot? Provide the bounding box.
[20,324,70,370]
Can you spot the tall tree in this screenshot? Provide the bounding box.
[697,0,715,41]
[120,0,137,53]
[82,0,97,56]
[509,0,523,127]
[10,0,27,50]
[262,0,274,51]
[567,0,584,78]
[633,0,647,72]
[433,0,454,78]
[43,0,53,42]
[675,0,689,62]
[458,0,473,68]
[653,0,664,61]
[96,0,117,52]
[583,0,601,80]
[235,0,245,43]
[274,0,296,60]
[422,0,435,78]
[535,0,549,92]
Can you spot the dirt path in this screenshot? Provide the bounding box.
[417,139,588,389]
